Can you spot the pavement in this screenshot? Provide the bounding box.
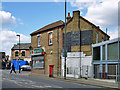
[28,73,119,89]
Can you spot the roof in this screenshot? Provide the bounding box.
[30,12,110,38]
[80,16,110,38]
[30,20,64,35]
[66,16,110,38]
[11,43,31,50]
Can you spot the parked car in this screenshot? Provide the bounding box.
[21,65,31,71]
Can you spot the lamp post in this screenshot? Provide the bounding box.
[64,0,67,80]
[16,34,20,73]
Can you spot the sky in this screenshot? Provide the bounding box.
[0,0,119,59]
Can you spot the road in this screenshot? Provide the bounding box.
[1,70,109,89]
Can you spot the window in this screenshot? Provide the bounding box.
[102,45,105,60]
[32,55,44,69]
[107,42,118,60]
[22,51,25,56]
[38,35,40,47]
[48,32,52,45]
[15,51,18,57]
[93,46,100,60]
[96,33,98,43]
[102,39,104,42]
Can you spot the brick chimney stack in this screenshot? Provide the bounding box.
[67,12,71,22]
[73,10,80,20]
[72,10,80,31]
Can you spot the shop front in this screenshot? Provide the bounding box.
[30,48,46,74]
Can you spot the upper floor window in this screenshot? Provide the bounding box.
[15,51,18,57]
[48,32,52,45]
[96,33,98,43]
[38,35,40,47]
[21,51,25,56]
[102,38,104,42]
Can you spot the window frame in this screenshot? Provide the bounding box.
[21,51,25,57]
[48,32,53,45]
[37,35,41,47]
[32,55,44,69]
[15,50,19,57]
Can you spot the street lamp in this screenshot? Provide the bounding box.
[16,34,20,73]
[64,0,67,80]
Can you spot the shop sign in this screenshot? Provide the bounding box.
[30,48,46,55]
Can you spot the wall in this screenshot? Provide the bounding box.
[11,50,31,61]
[63,11,109,56]
[61,52,92,78]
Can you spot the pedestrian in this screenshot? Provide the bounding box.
[10,63,16,74]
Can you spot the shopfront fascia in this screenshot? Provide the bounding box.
[30,49,46,74]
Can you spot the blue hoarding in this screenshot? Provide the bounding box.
[11,60,28,70]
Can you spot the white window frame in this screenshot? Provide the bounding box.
[37,35,41,47]
[48,32,53,45]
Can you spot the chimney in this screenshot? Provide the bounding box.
[72,10,80,30]
[73,10,80,19]
[67,12,71,22]
[17,43,20,45]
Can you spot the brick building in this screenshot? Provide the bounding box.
[30,20,64,75]
[63,10,110,56]
[11,43,31,64]
[0,52,6,69]
[30,10,110,76]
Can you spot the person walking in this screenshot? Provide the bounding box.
[10,63,16,74]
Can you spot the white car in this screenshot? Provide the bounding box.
[21,65,31,71]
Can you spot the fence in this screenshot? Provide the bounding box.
[60,65,92,79]
[94,64,120,81]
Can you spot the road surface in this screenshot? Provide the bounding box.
[1,70,109,89]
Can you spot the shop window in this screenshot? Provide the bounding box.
[93,46,100,60]
[107,42,118,60]
[38,35,40,47]
[48,32,52,45]
[32,55,44,69]
[15,51,18,57]
[22,51,25,56]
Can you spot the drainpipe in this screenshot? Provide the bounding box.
[57,27,59,76]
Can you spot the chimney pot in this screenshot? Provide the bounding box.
[67,12,71,22]
[68,12,70,17]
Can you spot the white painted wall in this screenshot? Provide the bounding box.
[61,52,92,78]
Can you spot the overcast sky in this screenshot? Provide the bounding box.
[0,0,119,59]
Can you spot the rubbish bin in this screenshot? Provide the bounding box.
[103,72,107,79]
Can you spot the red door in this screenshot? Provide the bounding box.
[49,65,54,77]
